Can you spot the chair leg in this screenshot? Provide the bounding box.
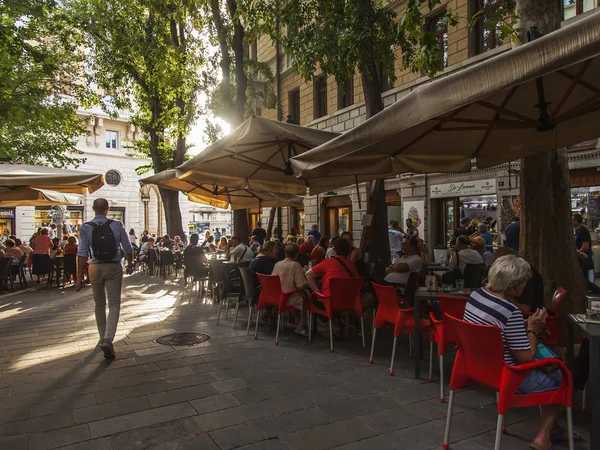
[428,340,434,382]
[583,384,587,411]
[254,308,260,339]
[345,311,349,338]
[360,317,366,348]
[439,354,445,403]
[369,327,377,364]
[216,297,223,326]
[390,336,398,376]
[246,305,253,335]
[225,297,230,320]
[233,300,240,329]
[328,320,334,353]
[443,390,455,449]
[308,313,313,343]
[275,314,281,345]
[566,406,574,450]
[409,334,413,358]
[494,414,504,450]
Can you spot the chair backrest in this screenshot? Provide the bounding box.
[372,282,401,321]
[147,248,158,265]
[329,277,364,315]
[256,273,283,308]
[445,314,505,391]
[17,254,27,268]
[238,267,257,304]
[160,250,175,265]
[463,263,484,289]
[0,257,11,277]
[296,253,309,267]
[551,286,568,313]
[403,271,420,306]
[208,260,229,284]
[438,295,469,342]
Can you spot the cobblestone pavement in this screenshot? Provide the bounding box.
[0,273,591,450]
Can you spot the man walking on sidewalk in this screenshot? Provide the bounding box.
[75,198,133,359]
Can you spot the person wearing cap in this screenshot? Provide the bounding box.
[504,216,520,253]
[471,236,493,268]
[251,221,267,245]
[448,235,483,275]
[452,217,471,245]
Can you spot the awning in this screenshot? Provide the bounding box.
[139,170,304,210]
[177,115,339,195]
[291,10,600,194]
[0,188,83,207]
[0,162,104,194]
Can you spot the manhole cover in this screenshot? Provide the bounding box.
[154,333,211,346]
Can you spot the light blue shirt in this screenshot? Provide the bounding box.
[77,215,133,263]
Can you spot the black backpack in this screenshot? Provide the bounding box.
[88,220,117,261]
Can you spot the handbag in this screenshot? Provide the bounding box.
[535,343,560,373]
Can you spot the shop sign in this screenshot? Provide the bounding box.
[0,209,15,218]
[430,179,496,198]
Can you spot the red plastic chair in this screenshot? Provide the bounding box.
[443,314,574,450]
[255,274,309,345]
[308,277,365,353]
[428,295,469,402]
[370,283,430,376]
[523,287,568,348]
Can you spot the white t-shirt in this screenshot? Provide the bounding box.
[129,234,138,246]
[231,243,254,262]
[325,247,335,259]
[448,248,483,274]
[388,228,405,261]
[384,254,423,284]
[272,259,307,309]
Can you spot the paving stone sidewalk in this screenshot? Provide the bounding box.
[0,273,591,450]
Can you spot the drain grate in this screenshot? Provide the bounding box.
[154,332,211,346]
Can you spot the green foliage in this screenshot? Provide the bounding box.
[66,0,208,171]
[470,5,521,45]
[0,0,89,167]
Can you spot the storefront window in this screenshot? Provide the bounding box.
[107,208,125,223]
[34,207,84,236]
[293,208,305,235]
[0,209,15,238]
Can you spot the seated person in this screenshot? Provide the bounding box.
[478,223,494,249]
[306,237,358,298]
[448,234,483,275]
[298,235,315,255]
[384,236,423,285]
[203,236,216,253]
[183,234,208,279]
[470,236,493,268]
[139,237,156,261]
[341,231,361,263]
[249,236,261,254]
[464,255,564,450]
[249,241,278,276]
[311,237,329,264]
[229,236,254,263]
[272,243,309,336]
[50,238,63,259]
[172,235,185,252]
[161,234,173,249]
[325,236,339,259]
[3,239,24,263]
[63,236,79,255]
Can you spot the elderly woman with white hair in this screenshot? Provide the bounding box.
[463,255,570,450]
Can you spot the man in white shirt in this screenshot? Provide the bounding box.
[388,221,406,263]
[230,236,254,262]
[448,235,483,275]
[384,237,423,285]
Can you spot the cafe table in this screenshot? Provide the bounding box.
[412,288,469,379]
[425,263,450,274]
[566,314,600,448]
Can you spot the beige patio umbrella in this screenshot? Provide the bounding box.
[176,115,339,195]
[139,170,304,210]
[0,187,83,207]
[0,161,104,194]
[291,10,600,194]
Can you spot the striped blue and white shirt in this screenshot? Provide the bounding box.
[463,288,530,365]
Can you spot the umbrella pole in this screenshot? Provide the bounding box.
[355,176,362,210]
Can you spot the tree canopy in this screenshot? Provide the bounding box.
[0,0,88,167]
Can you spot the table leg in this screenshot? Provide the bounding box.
[566,321,575,372]
[590,338,600,449]
[414,296,421,379]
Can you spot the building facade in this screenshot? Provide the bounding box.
[4,109,191,242]
[254,2,600,256]
[189,205,233,237]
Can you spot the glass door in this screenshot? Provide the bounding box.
[444,199,455,246]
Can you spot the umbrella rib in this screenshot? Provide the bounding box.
[555,95,600,123]
[390,105,470,158]
[556,68,600,94]
[551,59,592,121]
[472,86,519,158]
[245,148,287,178]
[476,100,536,124]
[201,142,282,164]
[437,124,531,131]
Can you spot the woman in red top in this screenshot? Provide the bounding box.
[310,236,329,264]
[306,237,358,298]
[63,236,78,255]
[31,228,53,283]
[298,235,315,255]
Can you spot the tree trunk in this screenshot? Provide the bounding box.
[159,187,185,239]
[210,0,234,117]
[227,0,247,127]
[517,0,588,313]
[266,207,276,239]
